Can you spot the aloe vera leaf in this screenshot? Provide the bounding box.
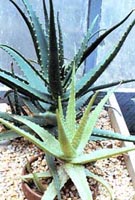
[43,0,49,36]
[10,64,22,115]
[63,15,99,88]
[64,164,92,200]
[76,88,115,153]
[65,66,76,140]
[92,128,135,142]
[21,0,49,76]
[75,15,99,67]
[0,113,57,142]
[76,19,135,97]
[22,98,42,113]
[85,169,114,200]
[9,0,45,73]
[56,110,76,158]
[48,0,62,100]
[71,146,135,164]
[22,171,52,180]
[0,45,47,91]
[12,115,56,142]
[90,136,108,141]
[33,112,57,126]
[0,121,44,142]
[80,10,134,64]
[0,67,27,83]
[58,97,64,121]
[87,79,135,92]
[0,131,20,141]
[42,166,69,200]
[76,91,93,113]
[0,71,52,103]
[6,95,15,115]
[46,154,61,200]
[57,13,64,71]
[0,112,56,126]
[13,89,21,115]
[72,92,98,149]
[0,117,63,158]
[33,101,50,113]
[32,173,45,193]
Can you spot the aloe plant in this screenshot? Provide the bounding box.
[0,69,135,200]
[0,0,134,111]
[0,0,135,142]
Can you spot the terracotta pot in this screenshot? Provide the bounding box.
[22,154,45,200]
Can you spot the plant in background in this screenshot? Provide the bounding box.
[0,0,135,142]
[0,69,135,200]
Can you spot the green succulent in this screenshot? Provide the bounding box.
[0,0,134,111]
[0,69,135,200]
[0,0,135,143]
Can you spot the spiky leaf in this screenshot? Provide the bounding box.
[0,70,52,103]
[85,169,114,200]
[0,45,46,91]
[22,0,49,75]
[76,88,115,153]
[80,10,134,64]
[0,117,64,159]
[42,166,69,200]
[48,0,62,100]
[92,128,135,142]
[64,164,92,200]
[76,18,135,97]
[71,146,135,164]
[56,110,76,158]
[46,154,61,200]
[72,92,98,149]
[65,66,76,141]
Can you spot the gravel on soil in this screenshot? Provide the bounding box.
[0,108,135,200]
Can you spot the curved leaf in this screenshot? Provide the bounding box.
[0,131,20,141]
[80,10,134,64]
[0,67,27,83]
[76,91,93,112]
[87,79,135,92]
[22,0,49,76]
[9,0,44,72]
[42,166,69,200]
[72,92,98,149]
[71,146,135,164]
[64,164,92,200]
[32,173,45,193]
[0,71,52,103]
[46,154,61,200]
[76,18,135,97]
[85,169,114,200]
[22,171,52,180]
[0,117,63,158]
[0,45,46,91]
[63,15,99,89]
[76,88,115,153]
[92,128,135,142]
